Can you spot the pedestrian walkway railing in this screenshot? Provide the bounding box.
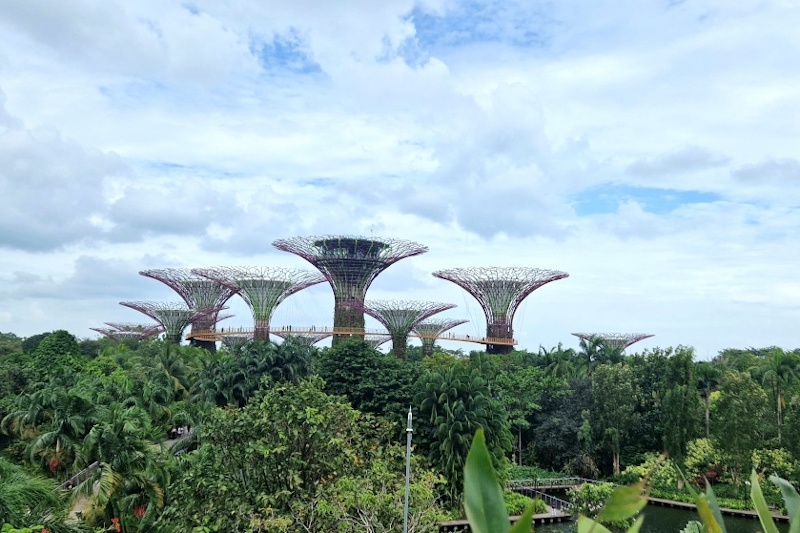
[54,461,99,491]
[508,484,573,514]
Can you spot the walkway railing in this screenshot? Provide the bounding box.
[508,484,574,514]
[54,461,99,491]
[511,476,602,490]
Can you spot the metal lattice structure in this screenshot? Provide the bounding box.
[139,268,239,349]
[193,267,325,341]
[432,267,569,354]
[119,302,204,344]
[364,334,392,349]
[413,318,469,357]
[272,331,332,346]
[91,323,164,342]
[221,333,253,351]
[273,235,428,344]
[571,333,654,351]
[355,300,455,359]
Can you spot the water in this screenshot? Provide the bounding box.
[536,504,789,533]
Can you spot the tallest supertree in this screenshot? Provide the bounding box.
[432,267,569,354]
[273,235,428,344]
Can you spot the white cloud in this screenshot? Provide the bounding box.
[0,0,799,357]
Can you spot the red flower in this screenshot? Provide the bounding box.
[134,505,146,517]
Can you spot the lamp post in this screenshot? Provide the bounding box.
[403,406,413,533]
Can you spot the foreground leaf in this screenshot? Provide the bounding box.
[578,515,614,533]
[770,475,800,520]
[696,494,724,533]
[750,470,779,533]
[596,481,647,523]
[463,429,510,533]
[508,501,536,533]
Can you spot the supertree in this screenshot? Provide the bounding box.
[272,235,428,344]
[272,331,333,346]
[91,323,164,342]
[363,335,391,349]
[354,300,455,359]
[193,267,325,341]
[571,333,654,351]
[139,268,239,350]
[413,318,468,357]
[432,267,569,354]
[119,302,207,344]
[221,333,253,352]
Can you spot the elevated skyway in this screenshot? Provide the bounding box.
[187,326,517,346]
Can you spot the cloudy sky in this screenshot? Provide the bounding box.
[1,0,798,359]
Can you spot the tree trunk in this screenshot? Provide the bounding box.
[705,394,711,439]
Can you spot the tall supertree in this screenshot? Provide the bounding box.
[272,331,333,346]
[119,302,207,344]
[571,333,654,351]
[432,267,569,354]
[91,323,164,342]
[139,268,239,351]
[413,318,468,357]
[272,235,428,344]
[354,300,455,359]
[193,267,325,341]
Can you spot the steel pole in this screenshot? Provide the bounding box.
[403,406,413,533]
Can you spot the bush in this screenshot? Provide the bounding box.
[503,491,547,515]
[507,465,565,480]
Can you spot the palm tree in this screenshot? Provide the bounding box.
[695,361,721,439]
[76,403,168,530]
[0,456,78,532]
[757,347,799,440]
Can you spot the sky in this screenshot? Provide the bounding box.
[1,0,799,359]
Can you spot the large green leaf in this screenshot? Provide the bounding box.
[770,475,800,520]
[696,494,724,533]
[750,470,780,533]
[596,481,647,523]
[463,429,510,533]
[704,481,727,533]
[578,515,614,533]
[508,501,536,533]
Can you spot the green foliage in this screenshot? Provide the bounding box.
[593,363,637,475]
[617,453,680,489]
[462,430,536,533]
[503,490,547,516]
[663,347,702,466]
[157,377,414,532]
[712,370,769,483]
[415,354,512,505]
[316,337,420,428]
[507,465,566,480]
[31,331,84,384]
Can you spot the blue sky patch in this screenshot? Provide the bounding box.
[254,30,322,75]
[572,185,721,215]
[406,1,551,51]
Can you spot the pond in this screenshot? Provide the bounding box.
[536,504,790,533]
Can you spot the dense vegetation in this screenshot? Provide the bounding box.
[1,329,799,531]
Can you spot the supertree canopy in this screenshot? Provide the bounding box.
[119,302,204,344]
[272,331,332,346]
[412,318,468,357]
[193,267,325,341]
[221,333,252,352]
[91,323,164,342]
[356,300,455,359]
[432,267,569,354]
[139,268,239,350]
[273,235,428,344]
[363,334,391,349]
[571,333,654,350]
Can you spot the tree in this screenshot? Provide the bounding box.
[414,354,511,504]
[662,346,701,467]
[695,361,721,439]
[316,337,420,428]
[711,370,768,484]
[592,363,637,475]
[156,377,398,531]
[77,403,168,530]
[755,347,799,440]
[0,457,77,533]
